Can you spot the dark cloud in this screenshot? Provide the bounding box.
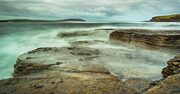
[0,0,179,21]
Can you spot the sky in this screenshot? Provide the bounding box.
[0,0,180,22]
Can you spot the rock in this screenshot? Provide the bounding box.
[14,63,54,77]
[15,47,166,79]
[124,78,152,93]
[14,47,102,77]
[146,73,180,94]
[150,14,180,22]
[69,40,107,47]
[18,47,101,65]
[0,47,138,94]
[110,29,180,48]
[57,31,93,38]
[146,55,180,94]
[0,73,137,94]
[162,55,180,78]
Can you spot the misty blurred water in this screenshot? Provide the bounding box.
[0,22,179,80]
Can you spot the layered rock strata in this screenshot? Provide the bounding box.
[110,29,180,49]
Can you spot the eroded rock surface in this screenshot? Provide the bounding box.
[124,78,152,93]
[57,31,94,38]
[0,47,138,94]
[110,29,180,48]
[1,46,179,94]
[162,55,180,78]
[146,73,180,94]
[14,47,166,79]
[69,40,107,47]
[146,55,180,94]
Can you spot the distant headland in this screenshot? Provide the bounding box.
[0,18,86,22]
[150,14,180,22]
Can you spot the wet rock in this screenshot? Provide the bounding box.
[14,63,53,77]
[70,48,100,56]
[57,31,93,38]
[17,47,101,66]
[146,55,180,94]
[69,40,107,47]
[0,72,137,94]
[124,78,152,93]
[0,47,138,94]
[110,29,180,48]
[162,55,180,78]
[150,14,180,22]
[146,73,180,94]
[28,47,54,54]
[149,80,162,87]
[15,46,166,79]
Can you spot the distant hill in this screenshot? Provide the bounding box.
[150,14,180,22]
[59,19,86,22]
[0,18,86,22]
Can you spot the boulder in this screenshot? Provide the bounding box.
[162,55,180,78]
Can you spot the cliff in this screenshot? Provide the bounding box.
[150,14,180,22]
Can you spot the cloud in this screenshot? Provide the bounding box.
[0,0,179,21]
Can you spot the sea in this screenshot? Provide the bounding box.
[0,21,180,80]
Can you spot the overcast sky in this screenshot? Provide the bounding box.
[0,0,179,22]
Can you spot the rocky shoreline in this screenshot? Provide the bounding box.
[147,55,180,94]
[110,29,180,51]
[0,46,179,94]
[0,29,179,94]
[0,47,138,94]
